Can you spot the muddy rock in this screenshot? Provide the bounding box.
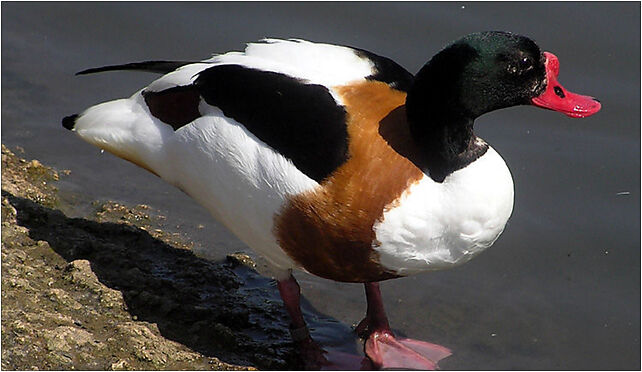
[1,144,301,370]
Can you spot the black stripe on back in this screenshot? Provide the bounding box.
[194,65,349,183]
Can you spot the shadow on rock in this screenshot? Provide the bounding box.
[4,190,309,369]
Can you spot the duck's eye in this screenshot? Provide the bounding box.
[519,57,533,70]
[508,57,533,75]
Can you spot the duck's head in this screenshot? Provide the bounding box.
[407,31,601,123]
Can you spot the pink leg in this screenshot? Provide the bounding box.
[277,273,371,370]
[357,282,452,370]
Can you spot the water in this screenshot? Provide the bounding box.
[2,2,639,369]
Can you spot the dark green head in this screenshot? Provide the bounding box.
[455,31,547,116]
[407,31,600,124]
[408,31,547,121]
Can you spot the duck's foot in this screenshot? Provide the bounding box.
[364,329,451,370]
[278,275,371,370]
[357,282,452,370]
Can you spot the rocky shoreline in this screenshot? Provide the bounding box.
[1,144,302,370]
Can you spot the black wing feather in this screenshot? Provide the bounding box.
[352,48,414,91]
[76,60,195,75]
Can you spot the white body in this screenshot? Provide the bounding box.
[72,39,514,279]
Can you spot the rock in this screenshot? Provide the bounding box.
[110,359,130,370]
[115,322,201,366]
[46,288,83,310]
[44,326,95,353]
[1,145,298,370]
[227,252,257,269]
[62,260,101,292]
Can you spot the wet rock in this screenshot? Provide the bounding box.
[227,252,257,270]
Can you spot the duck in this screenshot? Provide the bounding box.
[62,31,600,370]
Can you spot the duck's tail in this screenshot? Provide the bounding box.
[62,93,175,178]
[62,60,199,178]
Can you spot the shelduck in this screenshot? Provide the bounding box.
[63,31,600,370]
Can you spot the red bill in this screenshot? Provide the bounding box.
[531,52,601,118]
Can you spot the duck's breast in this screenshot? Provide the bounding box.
[373,146,515,275]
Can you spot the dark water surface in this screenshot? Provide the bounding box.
[2,2,640,369]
